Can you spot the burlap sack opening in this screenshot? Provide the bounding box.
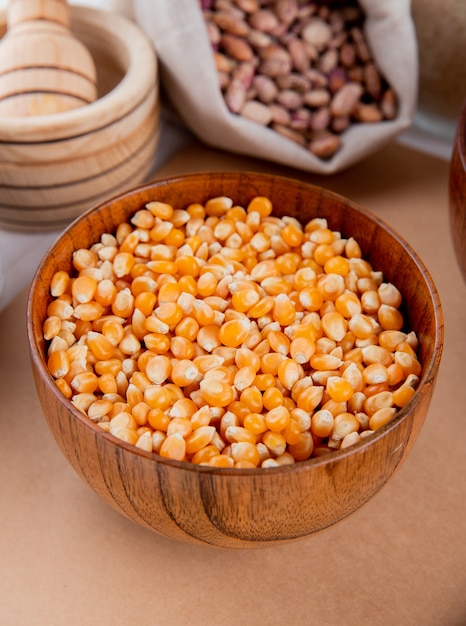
[133,0,417,174]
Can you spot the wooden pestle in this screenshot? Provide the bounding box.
[0,0,98,116]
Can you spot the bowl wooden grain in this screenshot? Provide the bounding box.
[0,5,159,232]
[449,98,466,282]
[27,172,444,549]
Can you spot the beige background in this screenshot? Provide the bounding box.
[1,140,465,625]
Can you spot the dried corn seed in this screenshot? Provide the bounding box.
[369,407,398,430]
[159,433,186,461]
[45,193,420,467]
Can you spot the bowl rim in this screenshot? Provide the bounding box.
[27,171,444,476]
[0,5,158,141]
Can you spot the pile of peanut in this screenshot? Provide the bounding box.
[43,194,421,469]
[200,0,397,159]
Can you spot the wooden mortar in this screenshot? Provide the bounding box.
[0,0,97,116]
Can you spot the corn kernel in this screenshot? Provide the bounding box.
[45,193,420,466]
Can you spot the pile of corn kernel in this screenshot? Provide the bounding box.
[44,195,421,468]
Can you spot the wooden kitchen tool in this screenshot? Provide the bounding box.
[0,0,97,116]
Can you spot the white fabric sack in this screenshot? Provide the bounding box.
[133,0,417,174]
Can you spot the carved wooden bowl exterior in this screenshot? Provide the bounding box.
[449,98,466,282]
[27,172,444,549]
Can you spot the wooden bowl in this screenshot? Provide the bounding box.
[27,172,443,549]
[0,5,159,232]
[449,98,466,282]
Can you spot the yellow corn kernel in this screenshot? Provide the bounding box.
[50,270,71,297]
[233,366,257,391]
[130,401,150,426]
[150,431,166,453]
[295,385,324,413]
[72,248,98,272]
[134,431,152,451]
[298,286,323,312]
[310,353,342,371]
[47,349,70,379]
[204,365,235,386]
[321,311,347,342]
[159,433,186,461]
[199,379,235,408]
[97,373,117,395]
[231,288,261,312]
[146,408,169,432]
[167,397,197,420]
[218,318,250,348]
[363,363,389,386]
[310,409,334,438]
[287,431,314,461]
[144,385,172,411]
[288,336,314,365]
[247,196,272,217]
[232,347,260,373]
[207,454,235,468]
[261,386,283,411]
[43,315,62,341]
[324,255,350,276]
[112,251,135,278]
[364,382,389,398]
[46,297,74,321]
[340,431,361,449]
[110,288,134,318]
[326,376,354,402]
[73,301,104,322]
[313,242,334,268]
[347,313,376,339]
[141,332,168,354]
[369,407,398,431]
[110,427,138,445]
[377,304,404,331]
[280,418,301,445]
[149,220,174,243]
[145,201,174,221]
[119,332,141,356]
[243,412,267,435]
[190,299,215,326]
[44,193,422,467]
[93,280,117,308]
[392,382,416,407]
[152,302,183,328]
[71,276,97,305]
[166,417,193,439]
[267,330,290,356]
[173,315,198,342]
[229,442,260,467]
[86,331,115,361]
[70,371,99,394]
[273,293,296,326]
[394,351,422,377]
[275,253,299,276]
[246,295,274,319]
[143,355,171,385]
[185,426,216,455]
[277,358,303,390]
[240,386,264,413]
[332,412,360,441]
[364,390,394,416]
[318,273,345,301]
[224,425,257,444]
[335,292,361,319]
[51,375,71,399]
[265,405,290,432]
